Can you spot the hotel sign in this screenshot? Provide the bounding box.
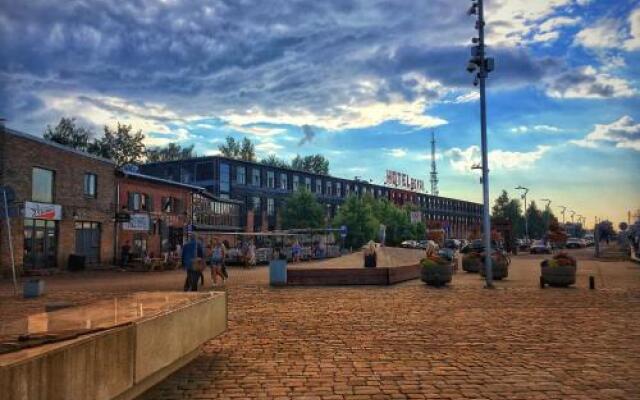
[122,213,150,231]
[24,201,62,220]
[385,170,425,192]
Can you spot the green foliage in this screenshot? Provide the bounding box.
[413,221,427,241]
[88,123,146,166]
[525,200,546,239]
[492,190,525,238]
[218,136,256,161]
[43,117,93,151]
[368,197,413,246]
[146,143,196,162]
[261,154,290,168]
[281,188,325,229]
[462,253,482,268]
[240,137,256,161]
[291,154,330,175]
[332,195,379,248]
[420,256,450,268]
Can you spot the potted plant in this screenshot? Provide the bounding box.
[540,252,577,287]
[479,251,510,280]
[420,256,453,287]
[462,253,482,273]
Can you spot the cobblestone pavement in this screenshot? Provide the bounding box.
[1,248,640,399]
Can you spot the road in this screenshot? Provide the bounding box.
[1,247,639,399]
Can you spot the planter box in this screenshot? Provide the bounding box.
[462,259,482,273]
[479,262,509,280]
[541,264,576,287]
[420,264,453,287]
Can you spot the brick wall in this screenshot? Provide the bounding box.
[0,129,116,275]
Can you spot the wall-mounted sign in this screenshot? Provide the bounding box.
[122,213,150,231]
[115,211,131,223]
[24,201,62,220]
[384,170,425,192]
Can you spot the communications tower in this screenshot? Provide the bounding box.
[430,130,439,196]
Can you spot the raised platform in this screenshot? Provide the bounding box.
[287,263,420,285]
[0,291,227,400]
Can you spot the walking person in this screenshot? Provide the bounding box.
[120,240,131,268]
[210,238,227,286]
[182,234,204,291]
[292,240,302,263]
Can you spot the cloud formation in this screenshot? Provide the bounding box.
[572,116,640,151]
[445,145,550,173]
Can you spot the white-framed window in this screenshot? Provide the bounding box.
[83,173,97,198]
[267,170,275,188]
[236,166,246,185]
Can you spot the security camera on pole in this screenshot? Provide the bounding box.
[466,0,495,288]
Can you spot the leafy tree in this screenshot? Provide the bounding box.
[368,197,413,245]
[291,154,330,175]
[281,188,325,229]
[218,136,241,158]
[492,190,525,238]
[261,154,290,168]
[525,201,546,239]
[88,123,145,166]
[413,221,427,241]
[333,195,379,248]
[43,117,93,151]
[146,142,196,162]
[240,137,256,161]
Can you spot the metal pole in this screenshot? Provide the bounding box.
[523,193,528,240]
[3,190,17,294]
[477,0,492,288]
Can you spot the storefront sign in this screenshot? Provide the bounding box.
[122,213,150,231]
[115,211,131,223]
[24,201,62,220]
[384,170,424,192]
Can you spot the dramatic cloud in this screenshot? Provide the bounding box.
[572,115,640,151]
[445,145,550,173]
[298,124,316,146]
[511,125,563,133]
[573,8,640,51]
[545,66,636,99]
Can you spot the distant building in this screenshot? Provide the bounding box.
[140,156,483,238]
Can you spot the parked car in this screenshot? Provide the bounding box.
[401,240,418,249]
[458,239,469,248]
[444,239,461,249]
[566,237,586,249]
[583,234,595,247]
[530,240,552,254]
[517,238,530,250]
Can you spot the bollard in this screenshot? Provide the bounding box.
[589,275,595,290]
[539,276,545,289]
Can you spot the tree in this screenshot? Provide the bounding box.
[261,154,290,168]
[333,195,379,248]
[218,136,241,158]
[146,143,196,162]
[43,117,93,151]
[492,190,525,238]
[281,188,325,229]
[525,201,546,239]
[240,137,256,161]
[369,197,413,246]
[88,123,145,166]
[291,154,330,175]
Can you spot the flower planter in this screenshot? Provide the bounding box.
[420,263,453,287]
[479,261,508,280]
[540,263,576,287]
[462,255,482,273]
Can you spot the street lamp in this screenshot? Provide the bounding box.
[558,205,567,224]
[466,0,495,289]
[570,210,576,223]
[541,198,552,232]
[515,186,530,240]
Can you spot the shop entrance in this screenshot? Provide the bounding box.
[23,218,58,269]
[75,221,101,264]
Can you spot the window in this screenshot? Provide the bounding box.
[128,192,152,211]
[305,177,311,191]
[267,198,275,216]
[236,166,246,185]
[252,196,261,212]
[280,173,288,190]
[326,181,332,196]
[161,197,181,213]
[84,173,97,198]
[32,167,54,203]
[196,162,214,181]
[267,170,275,188]
[252,168,261,187]
[292,175,299,191]
[345,183,350,195]
[336,183,342,198]
[180,166,193,183]
[315,179,322,194]
[220,163,230,192]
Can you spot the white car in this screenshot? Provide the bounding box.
[566,237,586,249]
[530,240,552,254]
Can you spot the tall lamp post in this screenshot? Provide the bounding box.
[515,186,530,240]
[541,198,552,233]
[466,0,495,289]
[558,205,567,224]
[570,210,576,224]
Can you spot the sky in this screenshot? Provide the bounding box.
[1,0,639,227]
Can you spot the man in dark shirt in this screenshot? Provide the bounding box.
[182,234,204,291]
[120,241,131,268]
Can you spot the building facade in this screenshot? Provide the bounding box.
[0,128,116,275]
[140,156,483,237]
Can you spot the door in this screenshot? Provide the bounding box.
[75,222,101,264]
[23,219,58,269]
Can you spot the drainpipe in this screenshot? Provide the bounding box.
[113,182,119,265]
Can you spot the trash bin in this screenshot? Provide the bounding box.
[68,254,86,271]
[269,259,287,286]
[24,279,45,298]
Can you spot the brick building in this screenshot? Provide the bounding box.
[0,127,116,275]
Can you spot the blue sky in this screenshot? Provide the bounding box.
[1,0,639,226]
